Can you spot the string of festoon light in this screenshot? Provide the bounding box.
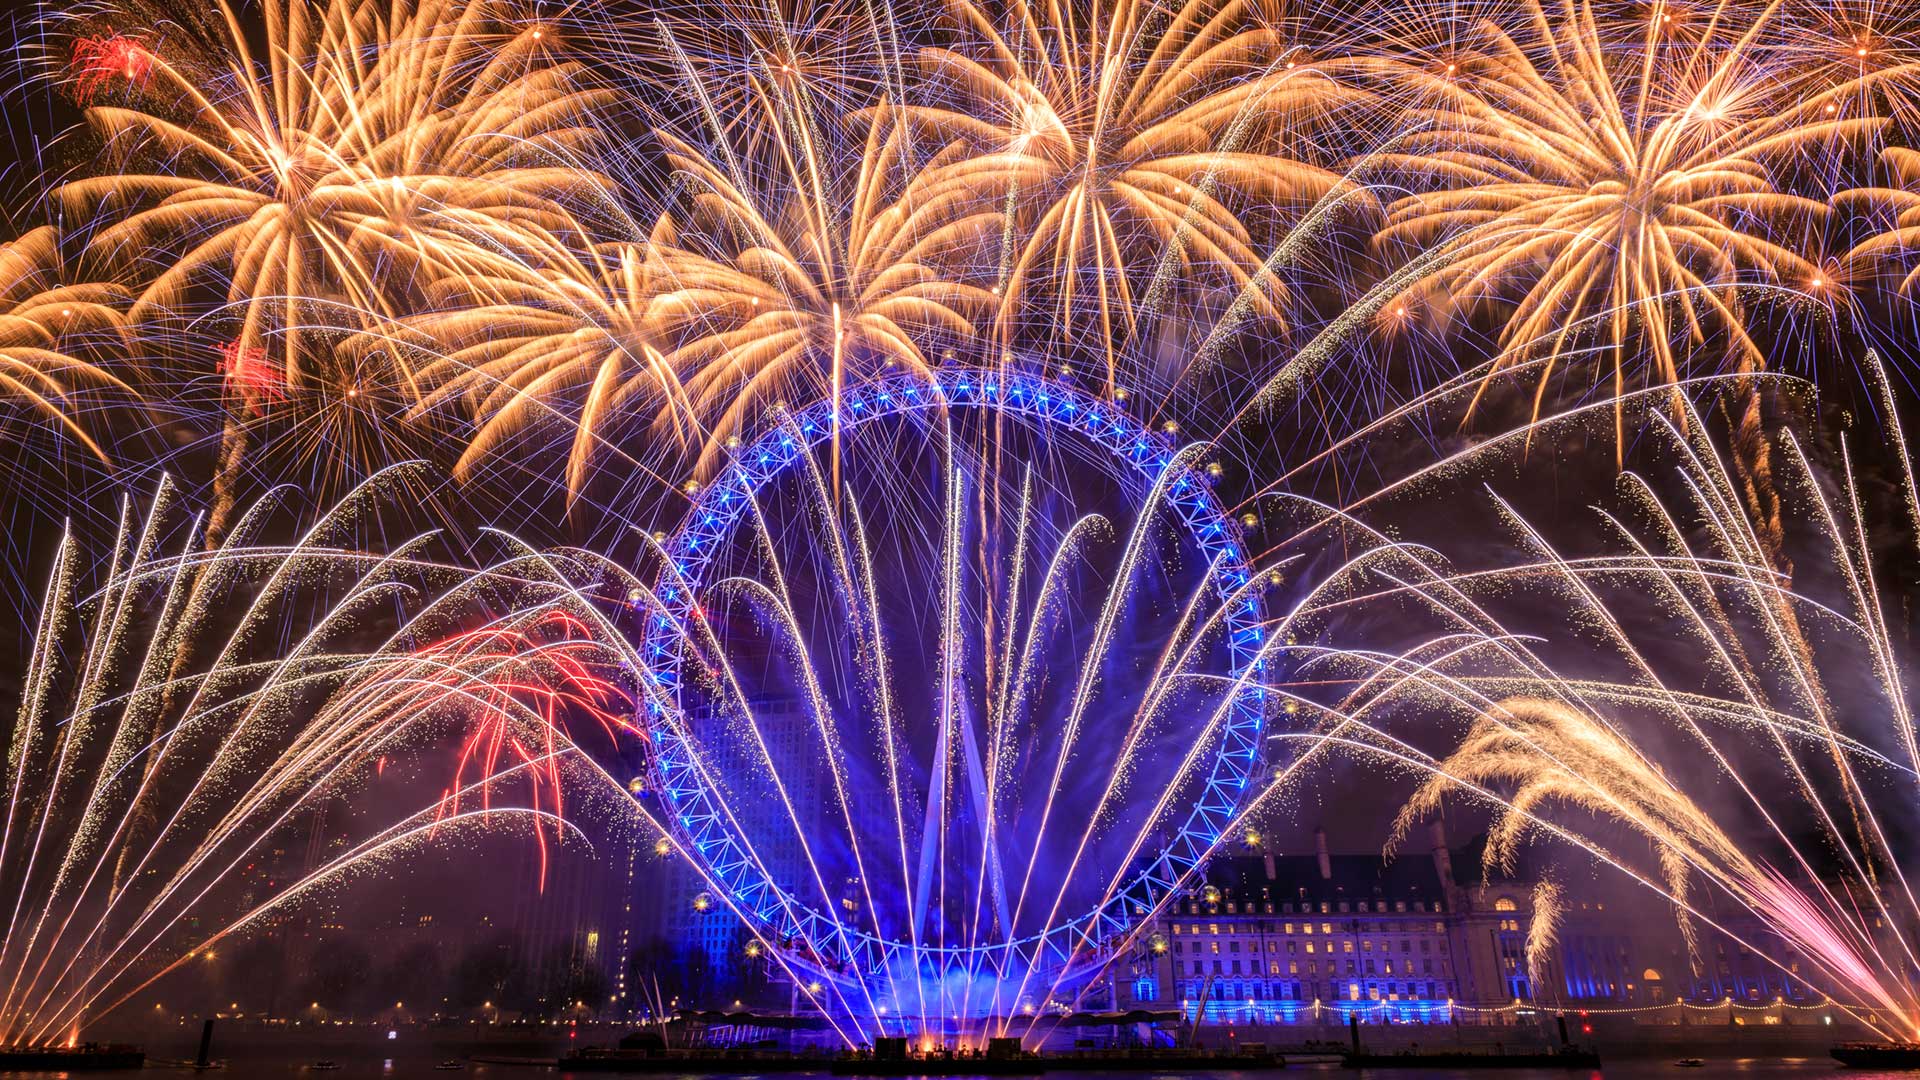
[1185,995,1846,1019]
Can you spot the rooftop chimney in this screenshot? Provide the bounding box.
[1314,826,1331,880]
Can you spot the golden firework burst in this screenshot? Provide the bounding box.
[398,224,681,497]
[644,108,996,475]
[1364,0,1862,436]
[59,0,608,378]
[898,0,1355,384]
[0,227,133,462]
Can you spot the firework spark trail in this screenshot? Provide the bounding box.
[1395,698,1917,1031]
[1013,382,1920,1038]
[1236,370,1802,555]
[931,465,963,1023]
[634,78,994,476]
[1759,434,1920,986]
[1184,147,1393,379]
[1602,403,1920,986]
[846,490,935,1032]
[27,606,495,1037]
[759,455,910,1008]
[959,505,1112,1019]
[963,468,1034,978]
[1860,351,1920,780]
[706,575,893,1026]
[1019,620,1601,1043]
[620,535,888,1029]
[1296,726,1890,1027]
[997,444,1211,964]
[48,0,609,531]
[0,227,134,464]
[1576,478,1895,917]
[0,468,640,1045]
[1016,550,1284,1018]
[19,0,1920,1048]
[1346,0,1859,448]
[899,0,1354,382]
[1021,571,1492,1028]
[1017,522,1547,1023]
[1589,442,1920,984]
[395,229,690,500]
[1132,49,1323,327]
[495,536,920,1036]
[1271,375,1920,1034]
[1034,589,1915,1037]
[704,445,897,1026]
[2,486,241,1031]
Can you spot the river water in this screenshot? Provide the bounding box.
[13,1053,1904,1079]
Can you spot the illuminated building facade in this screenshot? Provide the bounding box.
[1119,826,1468,1024]
[1106,821,1841,1027]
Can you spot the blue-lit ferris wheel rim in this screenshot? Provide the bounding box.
[640,367,1268,978]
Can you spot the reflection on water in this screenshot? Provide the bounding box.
[33,1055,1911,1079]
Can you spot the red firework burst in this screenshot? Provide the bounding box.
[69,35,153,103]
[410,611,634,883]
[218,339,284,408]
